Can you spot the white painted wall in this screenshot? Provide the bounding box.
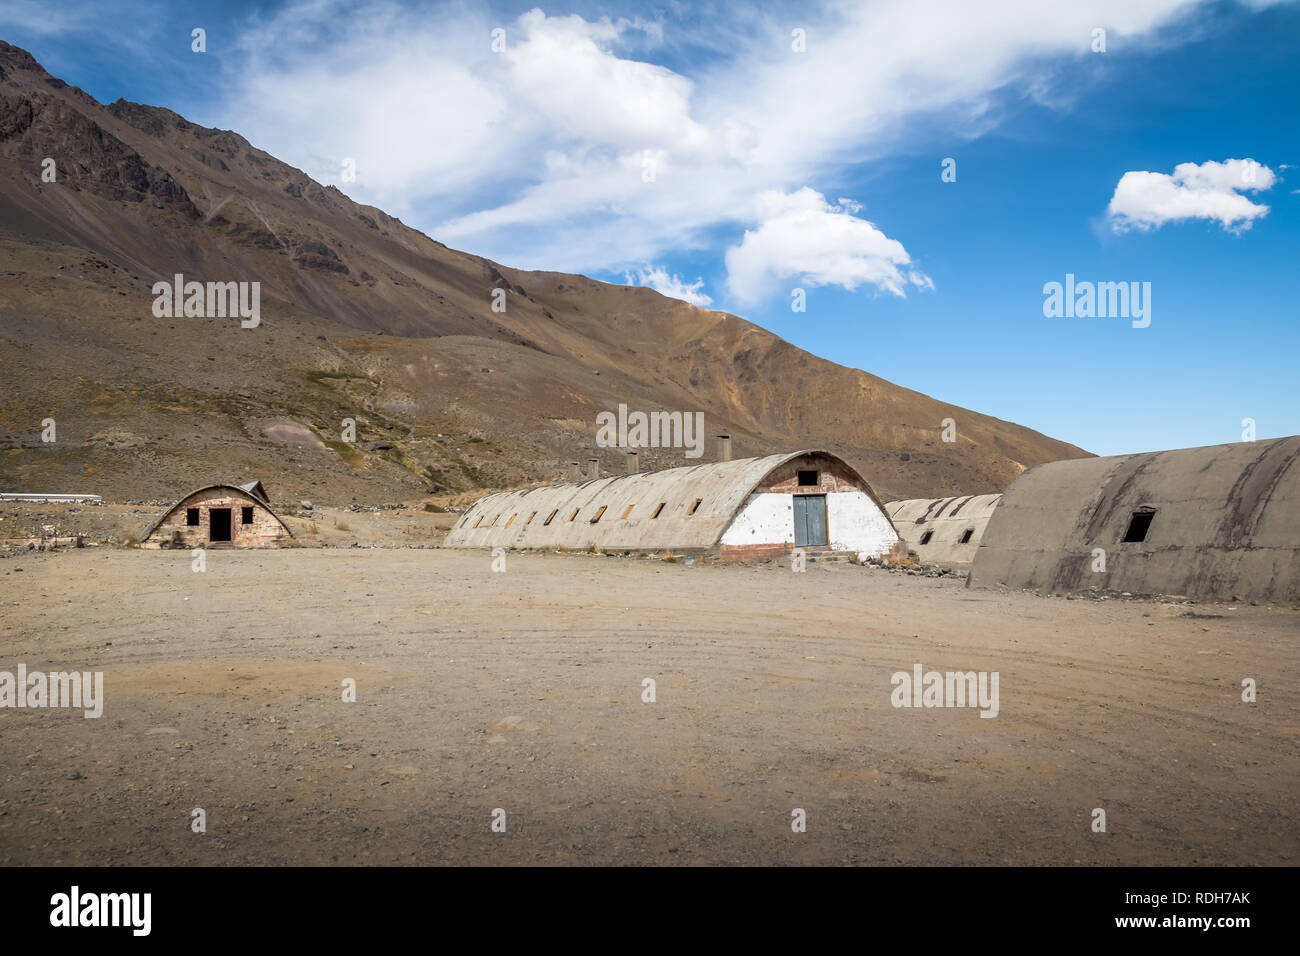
[720,493,794,546]
[720,492,898,556]
[828,492,899,556]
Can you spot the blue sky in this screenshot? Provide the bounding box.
[3,0,1297,456]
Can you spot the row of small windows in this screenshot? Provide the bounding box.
[915,512,1155,550]
[458,466,825,532]
[185,506,254,525]
[916,527,977,546]
[470,497,706,530]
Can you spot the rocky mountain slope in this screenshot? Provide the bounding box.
[0,40,1090,506]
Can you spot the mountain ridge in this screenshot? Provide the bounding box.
[0,39,1090,506]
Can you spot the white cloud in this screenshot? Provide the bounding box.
[1107,159,1277,233]
[725,189,931,305]
[202,0,1285,303]
[624,266,713,307]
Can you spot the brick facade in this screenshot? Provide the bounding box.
[141,488,292,549]
[752,458,871,496]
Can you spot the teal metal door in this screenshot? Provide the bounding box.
[794,495,828,547]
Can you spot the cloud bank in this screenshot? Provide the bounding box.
[201,0,1276,303]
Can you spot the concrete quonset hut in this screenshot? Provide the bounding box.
[444,450,900,561]
[968,436,1300,601]
[886,494,1002,565]
[141,482,293,549]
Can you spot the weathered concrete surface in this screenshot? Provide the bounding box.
[886,494,1002,565]
[968,436,1300,601]
[445,451,897,559]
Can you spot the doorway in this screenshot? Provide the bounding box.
[209,508,232,542]
[793,494,828,548]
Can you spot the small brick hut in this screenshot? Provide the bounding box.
[141,482,293,549]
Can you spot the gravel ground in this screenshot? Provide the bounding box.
[0,547,1295,866]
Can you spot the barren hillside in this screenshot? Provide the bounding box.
[0,40,1089,505]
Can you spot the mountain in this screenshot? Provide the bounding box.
[0,40,1090,506]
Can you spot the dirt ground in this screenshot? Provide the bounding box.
[0,547,1295,866]
[0,500,454,548]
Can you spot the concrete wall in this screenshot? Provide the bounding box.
[718,457,898,560]
[886,494,1002,565]
[445,450,897,559]
[968,436,1300,601]
[141,486,293,549]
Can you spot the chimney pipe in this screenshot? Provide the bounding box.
[717,434,732,462]
[587,457,600,480]
[626,450,639,474]
[569,461,582,481]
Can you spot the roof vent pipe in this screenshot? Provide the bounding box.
[569,461,582,481]
[626,450,639,474]
[587,457,600,480]
[717,434,732,462]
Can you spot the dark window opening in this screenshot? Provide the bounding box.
[797,470,819,486]
[959,528,974,544]
[651,502,666,519]
[919,530,934,545]
[186,508,200,526]
[1122,509,1156,543]
[208,508,232,543]
[242,506,254,524]
[687,499,703,516]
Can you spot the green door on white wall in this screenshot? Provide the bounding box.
[793,494,828,548]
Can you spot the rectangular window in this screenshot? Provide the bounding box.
[920,530,934,545]
[489,514,500,527]
[543,509,559,526]
[797,470,819,486]
[651,502,666,519]
[620,505,634,520]
[959,528,974,544]
[590,506,607,523]
[526,512,537,525]
[186,508,200,526]
[506,513,517,526]
[241,506,254,524]
[687,498,703,516]
[568,509,580,522]
[1122,509,1155,543]
[473,515,484,528]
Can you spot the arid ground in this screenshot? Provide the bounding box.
[1,547,1296,866]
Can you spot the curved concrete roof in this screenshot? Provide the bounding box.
[968,436,1300,600]
[445,450,887,552]
[886,494,1002,564]
[142,484,295,542]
